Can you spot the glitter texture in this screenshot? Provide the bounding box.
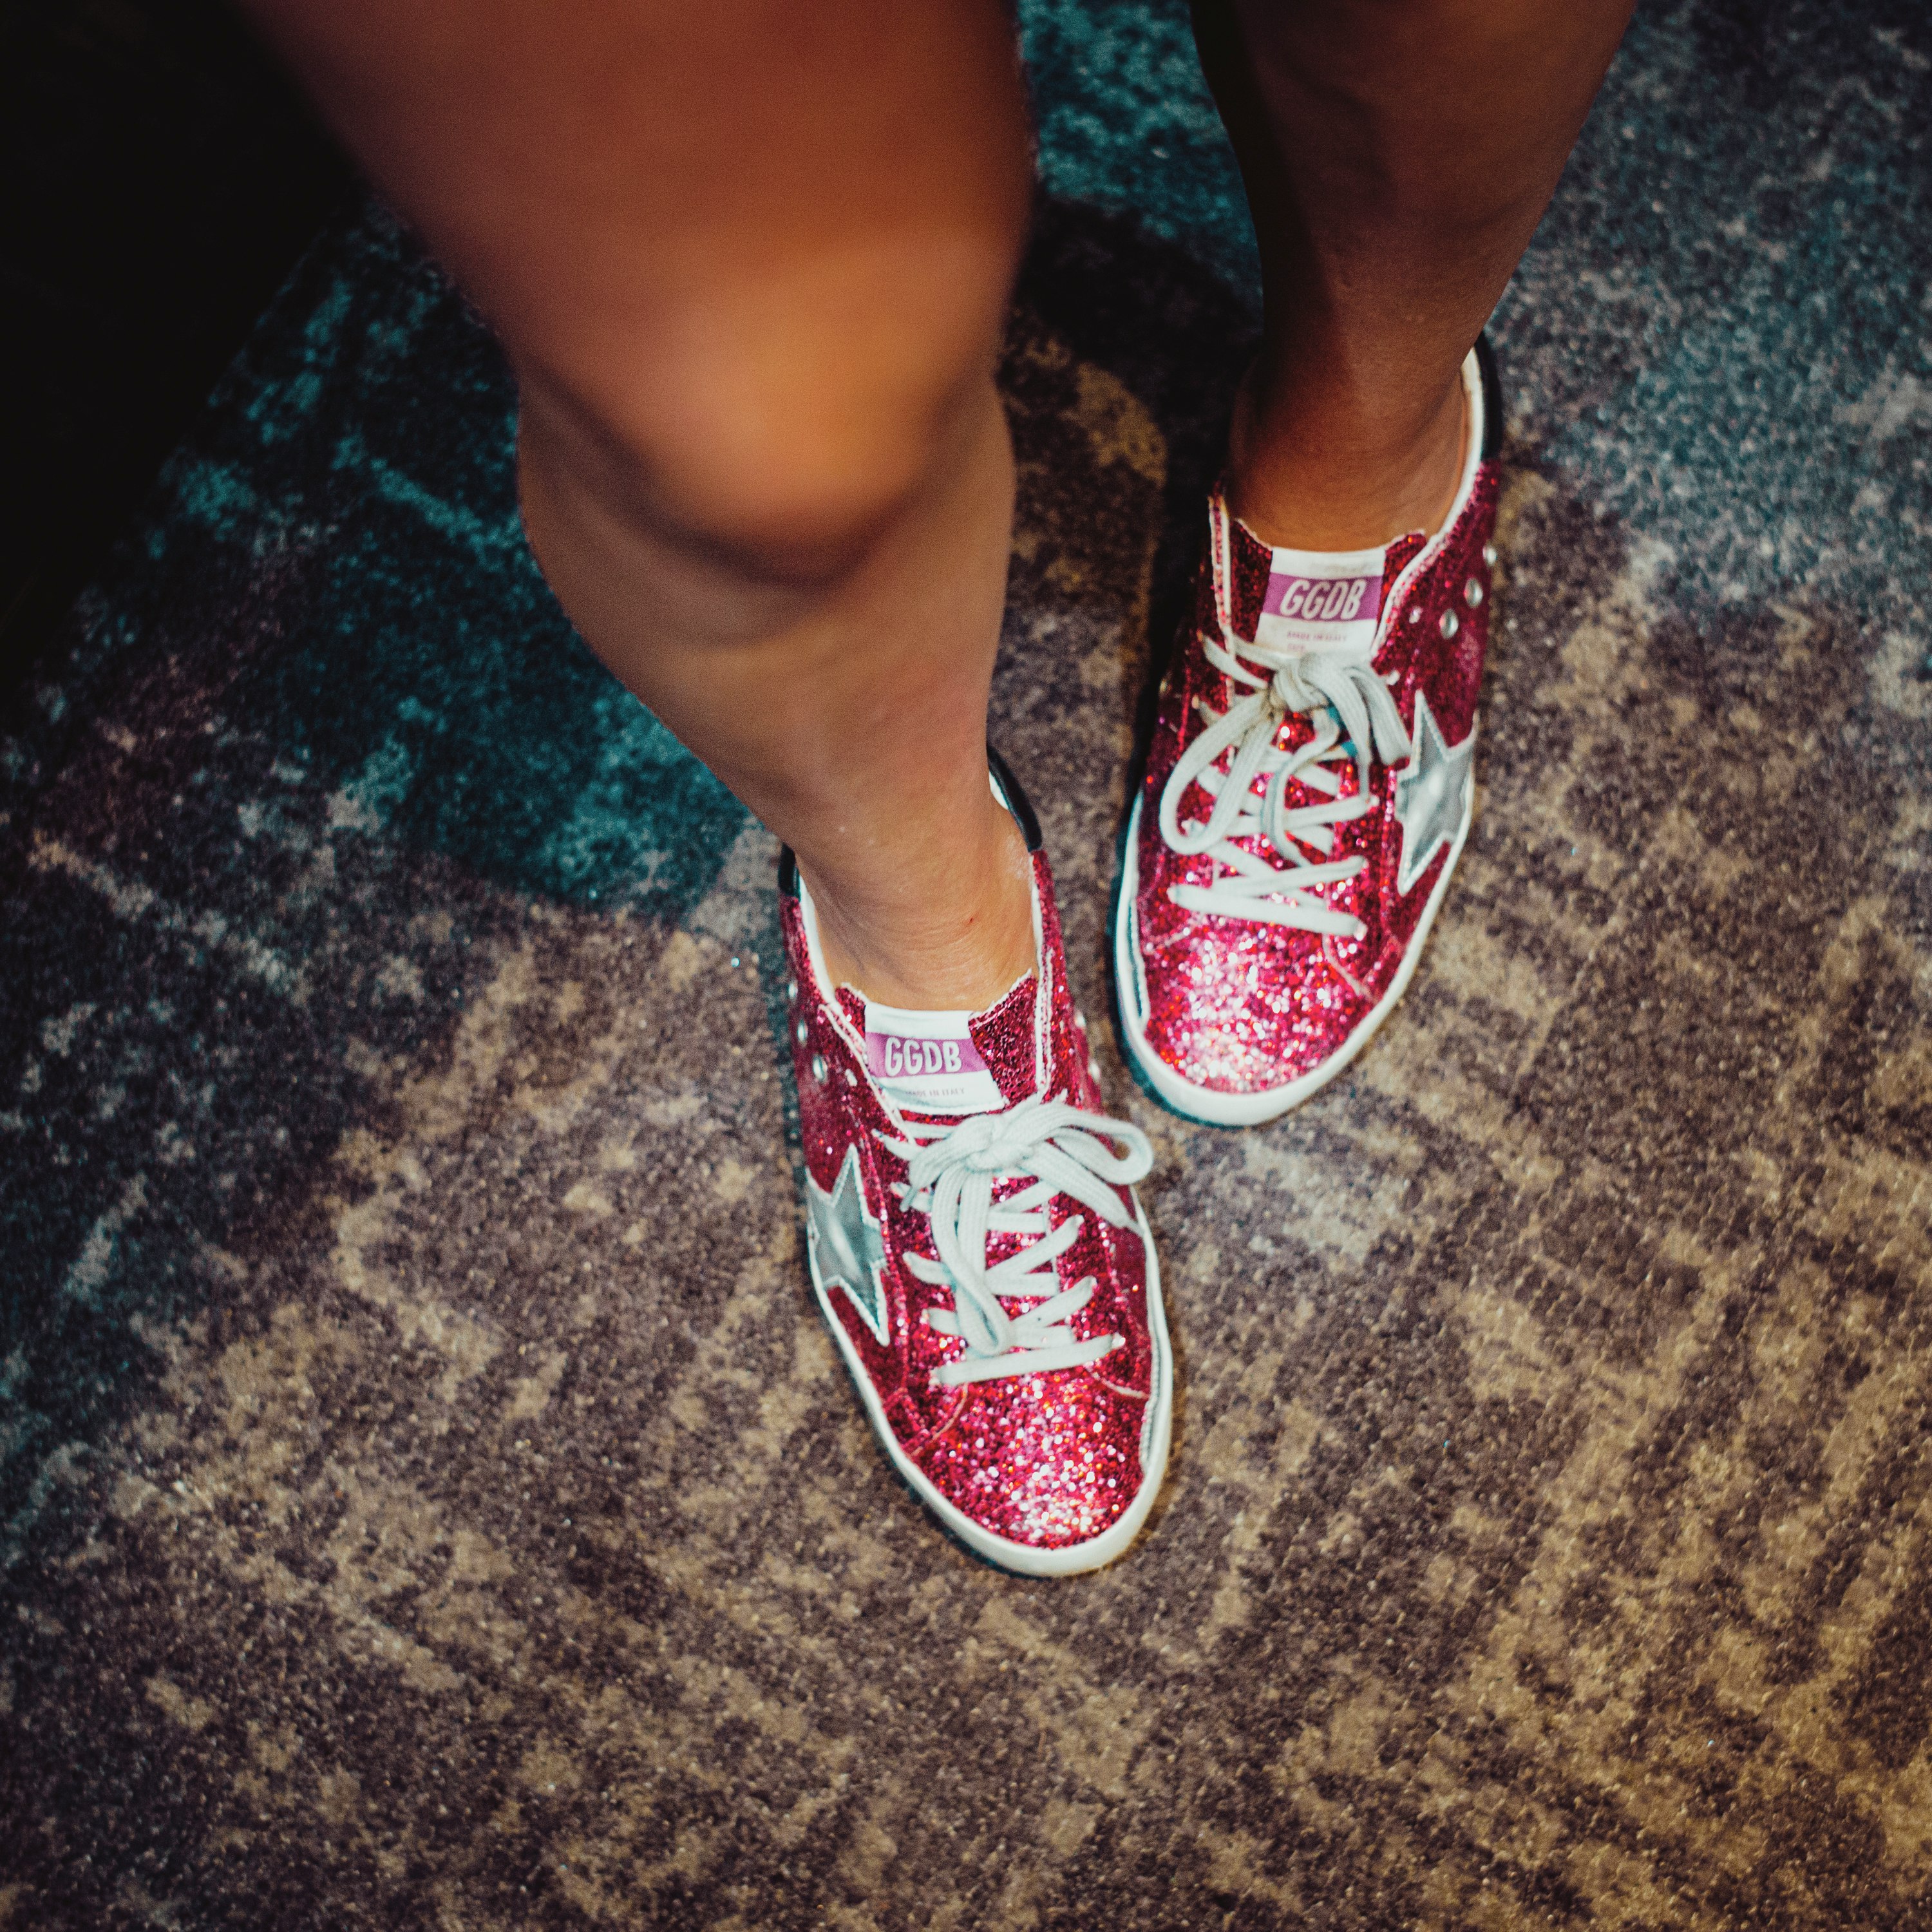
[782,837,1160,1560]
[1128,408,1502,1101]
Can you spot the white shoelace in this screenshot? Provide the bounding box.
[1157,627,1414,936]
[877,1095,1153,1388]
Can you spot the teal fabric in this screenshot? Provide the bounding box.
[1021,0,1262,293]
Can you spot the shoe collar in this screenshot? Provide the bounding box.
[788,768,1056,1130]
[1209,343,1495,658]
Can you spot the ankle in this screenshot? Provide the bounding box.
[805,807,1034,1012]
[1225,361,1467,553]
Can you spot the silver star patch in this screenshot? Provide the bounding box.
[1393,688,1476,896]
[804,1143,889,1346]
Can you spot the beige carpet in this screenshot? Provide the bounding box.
[5,6,1932,1922]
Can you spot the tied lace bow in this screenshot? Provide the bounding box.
[1158,585,1414,936]
[879,1095,1152,1388]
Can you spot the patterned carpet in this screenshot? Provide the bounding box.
[5,2,1931,1926]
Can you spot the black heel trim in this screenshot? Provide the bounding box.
[1475,334,1503,461]
[987,743,1043,855]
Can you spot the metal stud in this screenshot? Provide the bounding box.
[785,978,799,1003]
[1439,608,1460,640]
[1407,605,1423,625]
[844,1067,858,1088]
[1464,577,1484,607]
[795,1019,808,1044]
[1482,542,1498,567]
[810,1054,826,1083]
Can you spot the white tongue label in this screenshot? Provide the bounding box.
[864,1003,1005,1115]
[1255,543,1386,654]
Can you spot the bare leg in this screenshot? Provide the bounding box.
[242,0,1036,1011]
[1197,0,1635,549]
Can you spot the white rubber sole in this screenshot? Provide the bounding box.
[1112,786,1475,1128]
[810,1200,1172,1578]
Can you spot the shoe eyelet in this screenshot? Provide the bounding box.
[1482,542,1498,566]
[785,977,799,1003]
[794,1020,809,1044]
[810,1054,826,1083]
[1464,577,1484,607]
[1439,609,1460,639]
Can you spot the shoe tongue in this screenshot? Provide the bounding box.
[861,973,1039,1118]
[1227,515,1415,654]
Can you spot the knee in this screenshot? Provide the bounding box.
[518,229,1021,588]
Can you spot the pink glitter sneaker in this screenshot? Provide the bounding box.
[1114,342,1502,1126]
[781,753,1171,1575]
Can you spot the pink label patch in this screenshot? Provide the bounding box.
[862,1000,1007,1114]
[1264,571,1383,625]
[866,1030,988,1081]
